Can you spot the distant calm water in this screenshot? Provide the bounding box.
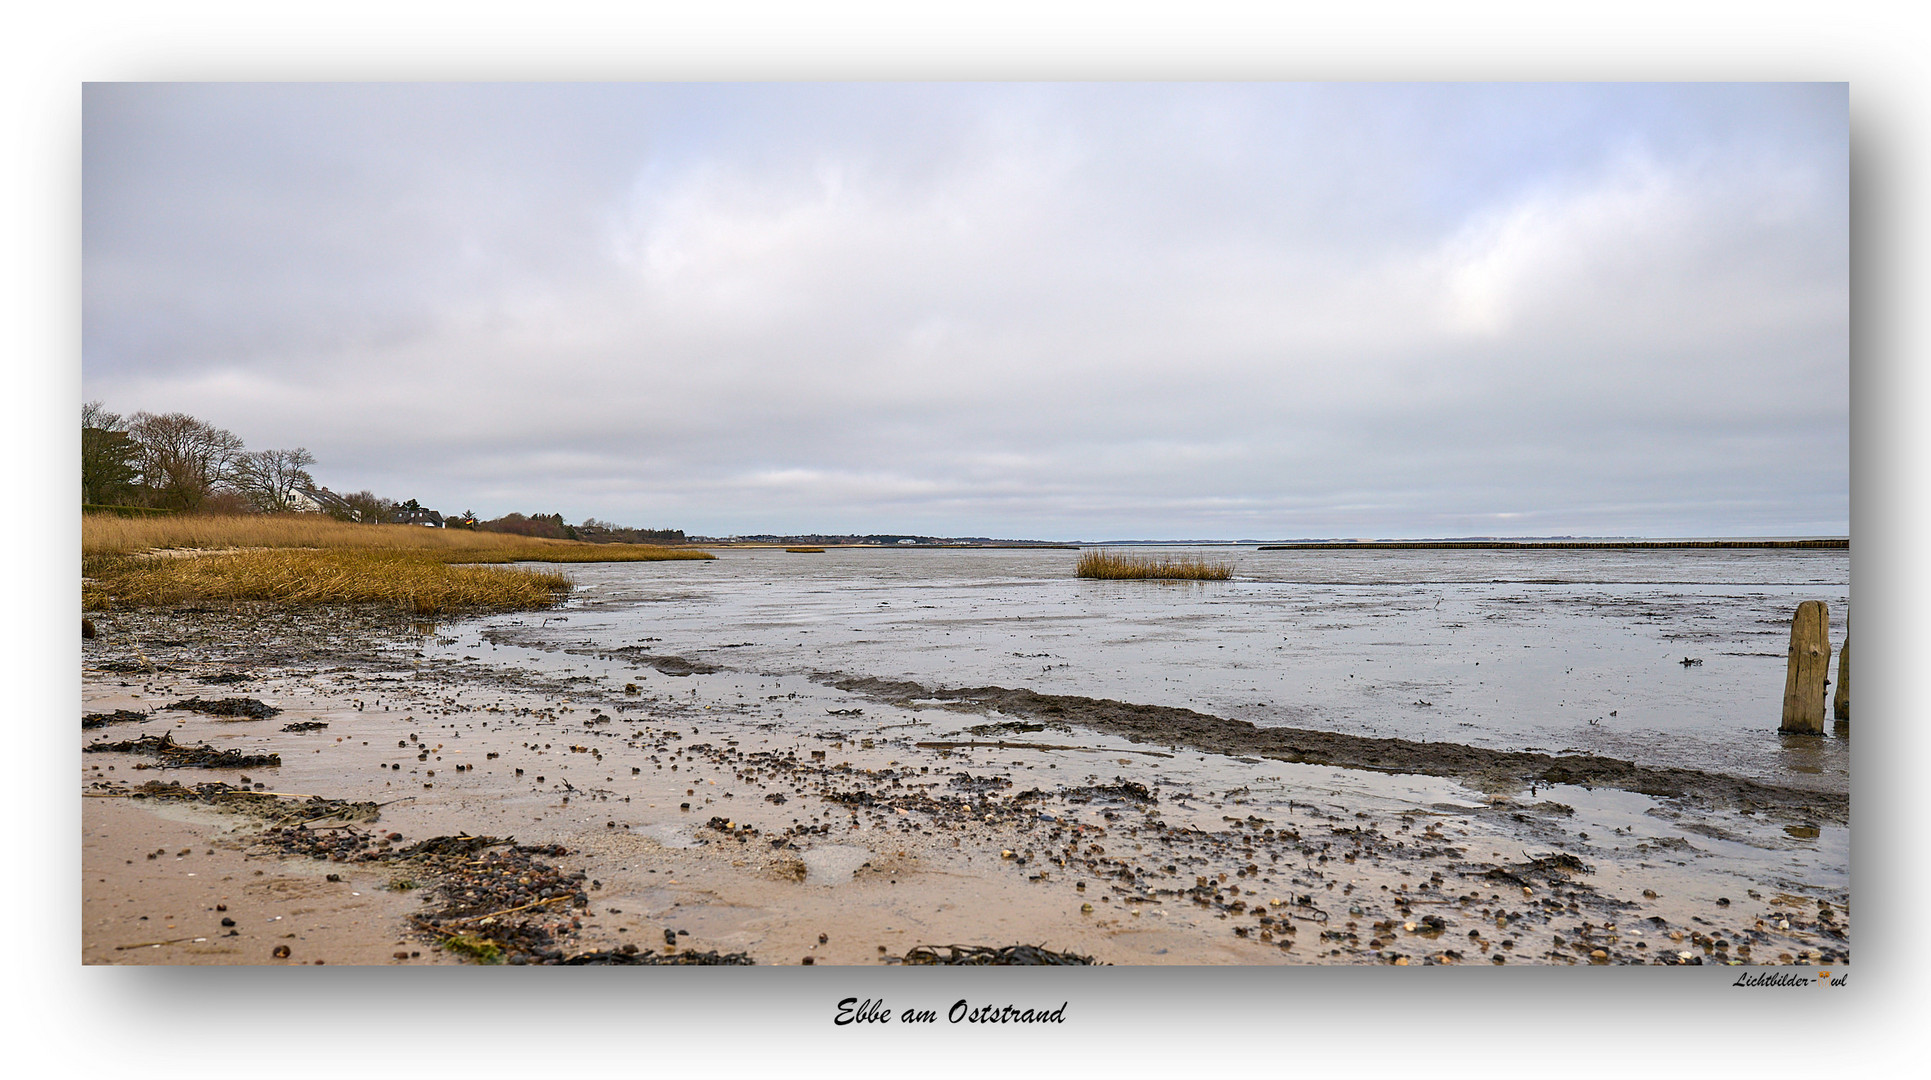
[478,546,1850,794]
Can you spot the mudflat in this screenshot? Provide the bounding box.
[81,604,1849,967]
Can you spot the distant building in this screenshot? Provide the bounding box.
[396,507,444,527]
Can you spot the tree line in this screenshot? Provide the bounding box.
[81,402,686,542]
[81,401,361,515]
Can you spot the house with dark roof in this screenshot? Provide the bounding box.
[396,507,443,527]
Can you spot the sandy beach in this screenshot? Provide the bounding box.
[81,600,1850,967]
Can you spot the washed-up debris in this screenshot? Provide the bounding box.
[93,659,171,673]
[83,709,148,729]
[1067,778,1155,804]
[950,772,1013,794]
[901,944,1101,966]
[165,696,281,719]
[122,778,375,821]
[397,834,512,857]
[199,671,253,685]
[280,721,329,733]
[1484,852,1592,888]
[85,732,281,769]
[967,720,1053,736]
[561,947,755,965]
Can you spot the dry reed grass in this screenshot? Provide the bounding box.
[1075,549,1234,581]
[82,513,714,564]
[81,512,713,614]
[82,549,571,615]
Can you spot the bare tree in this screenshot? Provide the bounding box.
[232,447,318,513]
[126,411,246,511]
[81,401,139,506]
[334,490,396,524]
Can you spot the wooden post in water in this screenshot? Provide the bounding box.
[1781,601,1831,734]
[1833,631,1849,722]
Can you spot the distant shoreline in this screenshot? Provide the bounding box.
[1254,539,1847,551]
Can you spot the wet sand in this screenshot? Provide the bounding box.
[81,605,1850,967]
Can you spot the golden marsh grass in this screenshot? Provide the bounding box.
[82,549,572,615]
[82,513,713,613]
[1075,549,1234,581]
[82,513,714,563]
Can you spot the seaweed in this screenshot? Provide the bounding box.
[900,944,1101,966]
[280,721,330,733]
[85,732,281,769]
[560,947,755,965]
[123,780,376,825]
[165,696,282,719]
[396,834,513,857]
[93,660,172,673]
[82,709,148,730]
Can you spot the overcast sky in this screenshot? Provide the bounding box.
[82,82,1847,539]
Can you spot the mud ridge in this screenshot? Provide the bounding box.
[820,674,1847,825]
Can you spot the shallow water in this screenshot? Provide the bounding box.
[475,546,1849,794]
[83,566,1854,964]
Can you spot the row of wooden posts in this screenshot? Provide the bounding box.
[1782,599,1847,734]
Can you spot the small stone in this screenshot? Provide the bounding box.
[272,945,291,959]
[802,956,815,965]
[220,918,235,927]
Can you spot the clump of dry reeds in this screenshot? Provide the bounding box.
[80,512,712,614]
[1075,549,1233,581]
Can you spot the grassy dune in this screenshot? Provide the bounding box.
[1076,549,1234,581]
[82,513,714,614]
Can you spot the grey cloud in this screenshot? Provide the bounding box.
[83,83,1846,539]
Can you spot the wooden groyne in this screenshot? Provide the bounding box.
[1255,539,1847,551]
[1781,601,1833,734]
[1833,632,1849,723]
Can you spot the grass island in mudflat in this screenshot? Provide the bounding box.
[83,535,1848,969]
